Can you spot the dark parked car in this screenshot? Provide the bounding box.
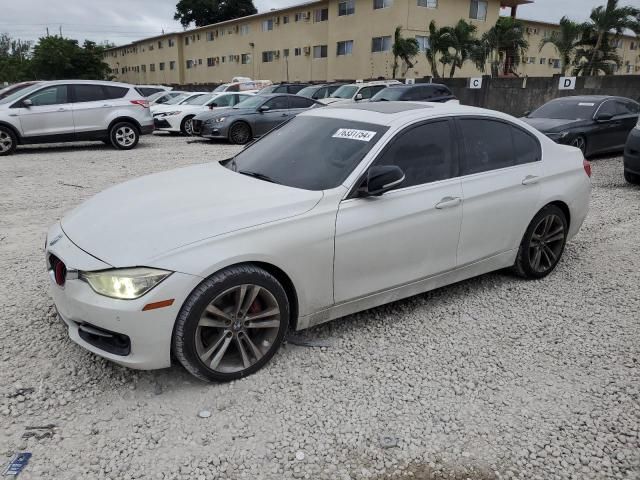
[623,126,640,184]
[296,83,346,100]
[258,83,311,95]
[370,83,457,103]
[192,93,321,144]
[521,95,640,157]
[0,81,41,100]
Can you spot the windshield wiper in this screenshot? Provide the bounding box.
[238,170,277,184]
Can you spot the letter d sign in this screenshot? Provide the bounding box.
[559,76,576,90]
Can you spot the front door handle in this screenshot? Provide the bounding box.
[57,108,67,112]
[522,175,539,185]
[102,104,113,108]
[435,196,462,209]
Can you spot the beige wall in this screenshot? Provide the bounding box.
[104,0,640,86]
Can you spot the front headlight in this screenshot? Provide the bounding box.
[546,131,569,141]
[79,267,172,300]
[214,117,226,123]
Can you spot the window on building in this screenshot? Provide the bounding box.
[627,64,633,73]
[159,62,165,71]
[294,47,302,56]
[314,8,329,22]
[198,58,202,65]
[206,31,215,41]
[262,51,276,62]
[283,16,289,24]
[168,38,175,47]
[283,48,290,58]
[415,35,429,51]
[262,19,274,31]
[141,65,146,72]
[313,45,328,58]
[207,57,215,67]
[469,0,488,21]
[158,40,163,49]
[539,57,546,65]
[338,0,355,16]
[337,40,354,56]
[186,59,193,69]
[150,63,156,72]
[630,41,637,50]
[371,36,392,52]
[170,61,176,70]
[185,37,190,46]
[148,44,154,51]
[295,12,305,21]
[240,24,250,35]
[373,0,392,9]
[417,0,437,7]
[242,53,252,64]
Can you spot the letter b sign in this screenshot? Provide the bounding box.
[559,77,576,90]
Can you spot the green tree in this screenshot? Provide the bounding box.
[573,29,622,75]
[31,36,111,80]
[581,0,639,76]
[440,19,478,78]
[474,17,529,77]
[0,33,33,83]
[174,0,257,28]
[425,20,448,79]
[538,16,583,76]
[391,26,420,79]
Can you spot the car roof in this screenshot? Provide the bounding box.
[35,79,138,89]
[384,83,449,90]
[548,95,614,103]
[302,101,510,126]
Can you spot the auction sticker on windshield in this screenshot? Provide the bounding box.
[332,128,377,142]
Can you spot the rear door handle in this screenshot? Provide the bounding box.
[435,196,462,209]
[102,104,113,108]
[57,108,67,112]
[522,175,539,185]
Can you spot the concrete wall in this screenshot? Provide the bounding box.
[433,75,640,116]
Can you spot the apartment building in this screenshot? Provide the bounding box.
[103,0,639,86]
[520,19,640,76]
[104,0,528,85]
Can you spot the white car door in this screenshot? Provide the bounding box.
[15,85,75,138]
[71,84,112,134]
[455,117,543,266]
[334,119,462,303]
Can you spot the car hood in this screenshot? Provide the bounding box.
[61,162,323,268]
[152,104,204,115]
[193,107,252,121]
[520,117,588,133]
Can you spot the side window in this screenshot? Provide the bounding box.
[372,120,455,188]
[103,86,128,99]
[598,101,617,117]
[358,87,372,99]
[511,126,541,165]
[214,95,234,107]
[459,118,514,175]
[314,87,327,99]
[74,85,108,102]
[371,85,387,96]
[288,96,315,109]
[25,85,68,106]
[274,85,288,93]
[265,96,289,110]
[617,100,639,115]
[405,88,424,101]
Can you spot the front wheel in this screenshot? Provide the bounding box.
[624,170,640,185]
[181,115,196,136]
[110,122,140,150]
[172,265,289,382]
[513,205,568,279]
[0,126,17,156]
[228,122,252,145]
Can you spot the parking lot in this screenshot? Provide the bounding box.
[0,134,638,479]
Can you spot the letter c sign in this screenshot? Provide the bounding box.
[470,77,483,89]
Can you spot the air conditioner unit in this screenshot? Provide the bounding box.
[304,46,311,55]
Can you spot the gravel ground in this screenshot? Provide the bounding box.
[0,134,638,480]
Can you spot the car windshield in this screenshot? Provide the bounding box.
[213,84,231,92]
[0,83,41,105]
[258,85,279,94]
[183,93,216,105]
[233,96,265,109]
[330,85,358,99]
[228,116,389,190]
[529,99,599,120]
[296,86,319,97]
[371,88,405,101]
[147,91,166,102]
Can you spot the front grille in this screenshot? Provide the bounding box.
[191,119,202,134]
[49,254,67,286]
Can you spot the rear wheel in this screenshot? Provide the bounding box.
[624,170,640,185]
[0,126,17,156]
[172,264,289,382]
[180,115,196,136]
[110,122,139,150]
[513,205,568,279]
[228,122,252,145]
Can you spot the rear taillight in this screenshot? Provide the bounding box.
[130,99,149,108]
[583,159,592,178]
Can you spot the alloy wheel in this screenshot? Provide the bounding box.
[571,136,586,154]
[528,214,565,274]
[230,123,250,144]
[0,131,13,153]
[196,284,281,373]
[184,118,194,136]
[115,126,136,147]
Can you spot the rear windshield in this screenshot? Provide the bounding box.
[228,116,389,190]
[529,99,598,120]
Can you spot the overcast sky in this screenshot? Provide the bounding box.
[0,0,629,46]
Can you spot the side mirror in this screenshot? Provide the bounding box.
[22,99,33,108]
[523,110,531,117]
[354,93,363,101]
[209,103,218,110]
[258,105,270,112]
[595,112,614,122]
[362,165,405,197]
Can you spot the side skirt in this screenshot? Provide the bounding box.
[297,250,517,330]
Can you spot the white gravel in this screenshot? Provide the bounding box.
[0,134,639,480]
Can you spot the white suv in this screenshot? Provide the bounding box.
[320,80,402,105]
[0,80,154,156]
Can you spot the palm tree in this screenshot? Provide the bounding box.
[573,29,623,75]
[392,26,420,79]
[425,20,448,79]
[582,0,640,76]
[539,16,583,75]
[474,17,529,77]
[440,19,479,78]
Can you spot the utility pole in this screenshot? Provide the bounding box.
[59,26,63,37]
[46,27,50,37]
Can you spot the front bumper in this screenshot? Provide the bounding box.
[153,115,180,132]
[45,223,201,370]
[194,120,228,138]
[624,128,640,176]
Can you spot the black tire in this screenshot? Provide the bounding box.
[0,126,17,156]
[180,115,196,136]
[228,121,252,145]
[513,204,568,279]
[624,170,640,185]
[172,264,290,382]
[570,135,587,155]
[109,121,140,150]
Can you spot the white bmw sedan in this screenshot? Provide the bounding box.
[46,102,591,382]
